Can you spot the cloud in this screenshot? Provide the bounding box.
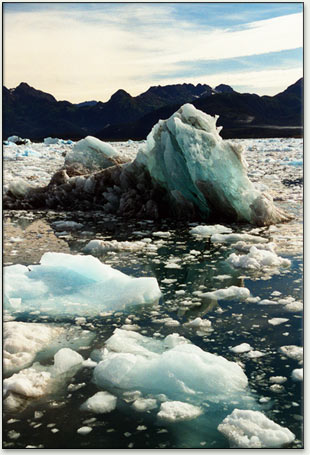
[3,5,303,102]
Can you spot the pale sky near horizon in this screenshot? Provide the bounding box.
[3,2,303,103]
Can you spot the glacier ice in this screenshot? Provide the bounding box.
[135,104,292,226]
[218,409,295,448]
[65,136,123,171]
[4,252,161,317]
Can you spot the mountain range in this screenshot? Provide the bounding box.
[2,79,303,141]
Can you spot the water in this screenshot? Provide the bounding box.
[3,208,303,449]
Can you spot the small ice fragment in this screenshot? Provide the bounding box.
[184,317,211,329]
[157,401,202,422]
[80,391,117,414]
[229,343,253,354]
[77,426,93,435]
[201,286,250,301]
[278,346,303,362]
[268,318,289,326]
[245,350,265,359]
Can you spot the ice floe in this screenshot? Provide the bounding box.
[218,409,295,448]
[190,225,232,237]
[278,346,303,362]
[4,252,161,316]
[227,245,291,270]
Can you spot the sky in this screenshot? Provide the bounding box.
[3,2,303,103]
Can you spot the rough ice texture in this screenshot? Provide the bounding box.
[201,286,250,301]
[184,317,212,329]
[80,391,117,414]
[4,252,161,316]
[132,398,157,412]
[157,401,203,422]
[4,105,292,226]
[218,409,295,448]
[93,329,248,405]
[135,104,291,226]
[227,245,291,270]
[3,321,65,375]
[3,347,83,399]
[278,345,303,362]
[190,225,232,237]
[65,136,123,171]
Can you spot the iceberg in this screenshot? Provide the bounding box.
[135,104,292,225]
[4,252,161,317]
[218,409,295,448]
[3,105,292,226]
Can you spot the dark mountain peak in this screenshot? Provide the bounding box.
[13,82,56,102]
[76,100,98,108]
[109,89,132,103]
[275,78,303,98]
[214,84,235,94]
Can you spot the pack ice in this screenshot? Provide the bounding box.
[135,104,291,226]
[4,252,161,316]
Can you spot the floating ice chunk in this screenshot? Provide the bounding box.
[4,252,161,316]
[3,347,84,399]
[211,233,267,244]
[278,346,303,362]
[190,225,232,237]
[3,321,65,375]
[83,239,154,254]
[184,317,211,329]
[218,409,295,448]
[132,398,157,412]
[227,246,291,270]
[245,350,265,359]
[268,318,289,326]
[229,343,253,354]
[81,391,117,414]
[53,348,83,374]
[135,104,291,226]
[201,286,250,301]
[65,136,121,170]
[284,301,303,312]
[93,329,248,405]
[152,231,171,238]
[3,368,52,398]
[291,369,303,381]
[157,401,203,422]
[77,426,92,435]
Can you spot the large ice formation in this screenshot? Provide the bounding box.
[135,104,291,225]
[4,252,161,316]
[93,329,250,403]
[3,105,292,226]
[218,409,295,448]
[65,136,124,171]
